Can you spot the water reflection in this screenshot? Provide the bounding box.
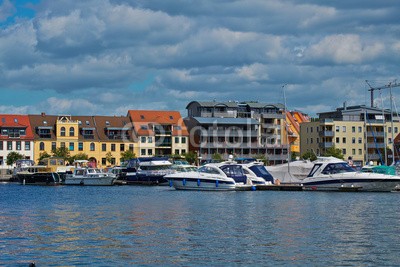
[1,184,400,265]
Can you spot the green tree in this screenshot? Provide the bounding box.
[6,151,24,166]
[105,151,113,166]
[254,154,268,165]
[212,153,223,161]
[184,151,197,165]
[68,152,89,164]
[322,146,344,159]
[120,150,136,163]
[38,151,51,163]
[301,151,317,161]
[52,147,70,161]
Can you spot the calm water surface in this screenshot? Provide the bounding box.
[1,183,399,266]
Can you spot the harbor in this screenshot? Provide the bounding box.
[2,183,400,266]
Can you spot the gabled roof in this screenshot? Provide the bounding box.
[128,110,189,136]
[0,114,34,140]
[92,115,133,141]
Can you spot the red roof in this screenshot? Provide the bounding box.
[128,110,189,136]
[0,114,34,140]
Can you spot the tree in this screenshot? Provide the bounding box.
[322,146,344,160]
[301,151,317,161]
[52,147,70,160]
[38,151,51,163]
[212,153,223,161]
[68,152,89,164]
[184,151,197,165]
[120,150,135,163]
[105,151,113,166]
[254,154,268,165]
[6,151,24,166]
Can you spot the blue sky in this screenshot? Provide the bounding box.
[1,0,400,117]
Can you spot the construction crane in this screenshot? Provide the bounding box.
[366,80,400,107]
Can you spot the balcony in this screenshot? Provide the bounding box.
[367,142,385,148]
[366,131,385,137]
[262,113,285,119]
[319,130,334,137]
[205,129,258,137]
[319,142,333,148]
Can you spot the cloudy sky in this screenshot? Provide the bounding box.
[1,0,399,117]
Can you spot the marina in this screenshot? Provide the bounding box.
[1,183,399,266]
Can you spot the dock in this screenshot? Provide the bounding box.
[256,184,303,191]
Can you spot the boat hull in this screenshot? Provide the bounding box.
[123,173,169,186]
[302,178,400,192]
[17,172,61,186]
[64,176,115,186]
[170,178,236,191]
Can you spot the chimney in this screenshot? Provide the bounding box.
[41,112,46,117]
[343,102,347,110]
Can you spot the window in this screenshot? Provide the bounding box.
[342,148,346,155]
[102,143,107,151]
[148,137,153,143]
[148,149,153,155]
[78,142,83,151]
[90,143,95,151]
[69,142,74,151]
[342,126,346,132]
[389,138,392,144]
[352,137,356,144]
[129,144,134,151]
[310,138,313,144]
[182,149,186,154]
[175,149,179,154]
[61,142,65,148]
[141,149,146,156]
[69,127,75,136]
[352,126,355,133]
[336,137,340,143]
[25,141,30,151]
[352,149,356,155]
[102,158,107,165]
[111,144,116,151]
[120,144,125,151]
[336,126,340,132]
[111,158,116,165]
[310,127,313,133]
[396,127,399,134]
[342,137,346,144]
[16,141,21,150]
[358,126,362,133]
[359,149,362,155]
[0,141,3,150]
[358,137,362,144]
[60,127,66,136]
[141,137,146,143]
[39,142,45,151]
[106,121,110,126]
[175,137,180,143]
[182,137,186,144]
[52,142,56,151]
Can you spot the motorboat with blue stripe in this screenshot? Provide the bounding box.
[240,162,274,186]
[165,161,253,191]
[301,157,400,192]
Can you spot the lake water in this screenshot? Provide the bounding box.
[1,183,400,266]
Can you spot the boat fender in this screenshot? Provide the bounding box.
[251,185,256,191]
[169,180,173,187]
[183,179,186,186]
[216,180,219,187]
[197,179,201,186]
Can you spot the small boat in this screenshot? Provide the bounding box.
[64,160,116,186]
[123,157,175,185]
[165,162,254,191]
[301,157,400,192]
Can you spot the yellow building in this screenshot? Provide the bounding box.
[300,105,400,167]
[29,114,138,167]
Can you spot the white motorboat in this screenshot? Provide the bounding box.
[240,162,274,185]
[64,167,116,185]
[165,162,251,191]
[301,157,400,192]
[123,157,174,185]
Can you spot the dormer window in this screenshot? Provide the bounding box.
[14,118,18,123]
[169,116,173,120]
[140,115,145,120]
[43,121,47,125]
[106,121,110,126]
[78,121,82,125]
[86,121,90,125]
[1,118,5,123]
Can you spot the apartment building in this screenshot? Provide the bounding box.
[185,101,289,165]
[300,104,400,167]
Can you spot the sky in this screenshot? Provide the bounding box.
[1,0,400,117]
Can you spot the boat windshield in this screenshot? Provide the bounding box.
[321,162,355,174]
[220,165,244,177]
[140,165,171,171]
[198,166,221,175]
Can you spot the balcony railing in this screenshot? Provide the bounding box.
[319,131,334,137]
